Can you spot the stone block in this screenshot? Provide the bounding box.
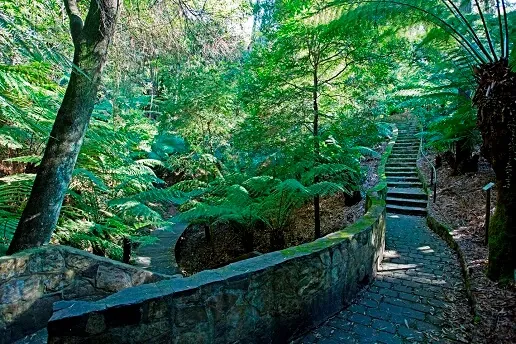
[0,275,42,304]
[28,249,65,274]
[0,256,28,280]
[85,313,106,335]
[65,253,95,271]
[174,304,208,327]
[95,266,132,292]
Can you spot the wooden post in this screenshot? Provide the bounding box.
[123,237,131,263]
[483,182,495,246]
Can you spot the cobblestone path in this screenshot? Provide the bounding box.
[296,215,468,343]
[133,222,188,276]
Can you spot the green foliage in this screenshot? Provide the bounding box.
[8,0,502,259]
[174,174,345,235]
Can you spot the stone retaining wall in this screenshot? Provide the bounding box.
[0,246,170,343]
[45,196,385,343]
[45,127,397,344]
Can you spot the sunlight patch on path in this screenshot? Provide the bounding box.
[295,215,468,343]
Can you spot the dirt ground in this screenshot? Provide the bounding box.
[176,143,387,276]
[419,155,516,344]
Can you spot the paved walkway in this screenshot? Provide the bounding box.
[297,120,468,343]
[133,222,188,276]
[297,215,466,343]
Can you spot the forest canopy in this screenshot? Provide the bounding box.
[0,0,515,279]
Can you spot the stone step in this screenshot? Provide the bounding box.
[393,143,418,146]
[386,196,428,208]
[392,146,419,153]
[388,157,417,161]
[391,151,418,156]
[385,171,419,177]
[385,167,417,173]
[391,151,419,156]
[386,162,415,167]
[387,204,427,216]
[387,188,428,200]
[390,155,418,160]
[392,147,419,152]
[394,145,419,150]
[394,142,419,146]
[389,156,417,161]
[387,176,420,182]
[388,181,423,188]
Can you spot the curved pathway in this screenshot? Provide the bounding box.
[133,222,187,276]
[296,122,468,343]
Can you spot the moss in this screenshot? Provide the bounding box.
[280,239,336,258]
[487,201,515,281]
[280,124,395,259]
[426,215,476,315]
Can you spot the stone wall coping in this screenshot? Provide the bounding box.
[0,244,173,280]
[50,202,383,323]
[48,126,397,343]
[49,125,398,324]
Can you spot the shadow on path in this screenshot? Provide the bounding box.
[296,215,468,343]
[133,222,188,276]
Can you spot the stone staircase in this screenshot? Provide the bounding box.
[386,123,428,216]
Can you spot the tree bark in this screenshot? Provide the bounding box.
[473,59,516,281]
[7,0,120,254]
[453,138,477,175]
[313,69,321,239]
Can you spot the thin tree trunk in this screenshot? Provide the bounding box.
[474,59,516,281]
[453,138,475,174]
[313,69,321,239]
[7,0,120,254]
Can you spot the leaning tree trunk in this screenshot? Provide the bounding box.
[7,0,120,254]
[473,59,516,281]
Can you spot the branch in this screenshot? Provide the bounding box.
[318,47,350,64]
[321,61,353,85]
[303,123,315,134]
[64,0,83,45]
[285,80,310,93]
[501,0,509,58]
[496,0,505,57]
[473,0,498,61]
[440,0,493,62]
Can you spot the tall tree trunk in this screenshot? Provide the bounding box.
[313,69,321,239]
[454,87,477,174]
[453,138,476,175]
[474,60,516,281]
[7,0,120,254]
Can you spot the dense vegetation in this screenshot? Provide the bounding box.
[0,0,514,280]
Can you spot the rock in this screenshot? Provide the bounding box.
[95,266,132,292]
[85,313,106,335]
[65,253,95,270]
[0,256,28,280]
[28,249,65,274]
[1,275,42,304]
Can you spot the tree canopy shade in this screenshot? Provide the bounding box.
[297,0,514,280]
[0,0,514,280]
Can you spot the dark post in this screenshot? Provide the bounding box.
[433,182,437,203]
[123,237,131,263]
[483,182,495,246]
